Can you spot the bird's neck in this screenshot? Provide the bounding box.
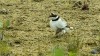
[52,16,60,21]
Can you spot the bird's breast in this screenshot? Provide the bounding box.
[50,19,67,30]
[50,20,58,30]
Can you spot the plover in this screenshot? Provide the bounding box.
[49,13,73,36]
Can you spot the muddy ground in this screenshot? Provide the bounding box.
[0,0,100,56]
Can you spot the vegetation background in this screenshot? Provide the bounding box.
[0,0,100,56]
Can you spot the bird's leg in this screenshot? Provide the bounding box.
[55,28,62,37]
[66,25,70,28]
[55,28,62,35]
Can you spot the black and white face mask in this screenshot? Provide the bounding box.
[49,13,60,21]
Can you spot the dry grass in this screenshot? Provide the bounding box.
[0,0,100,56]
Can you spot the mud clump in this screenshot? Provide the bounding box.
[81,3,89,10]
[73,0,89,10]
[14,40,21,44]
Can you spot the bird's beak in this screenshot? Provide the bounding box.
[48,16,51,18]
[49,13,55,18]
[49,15,52,18]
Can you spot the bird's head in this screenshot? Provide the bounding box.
[49,13,59,21]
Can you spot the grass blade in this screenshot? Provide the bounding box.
[53,46,64,56]
[0,21,3,29]
[6,19,10,28]
[69,52,77,56]
[3,19,10,29]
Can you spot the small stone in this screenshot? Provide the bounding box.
[91,49,98,54]
[91,48,100,54]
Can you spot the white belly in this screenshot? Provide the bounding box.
[50,19,67,31]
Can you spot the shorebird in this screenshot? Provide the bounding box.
[49,13,73,36]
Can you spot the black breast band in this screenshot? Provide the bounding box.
[52,16,60,21]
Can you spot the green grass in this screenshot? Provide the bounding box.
[0,41,10,55]
[6,19,10,28]
[0,19,10,29]
[0,19,10,55]
[67,37,80,56]
[68,52,77,56]
[0,21,3,29]
[3,19,10,29]
[53,45,64,56]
